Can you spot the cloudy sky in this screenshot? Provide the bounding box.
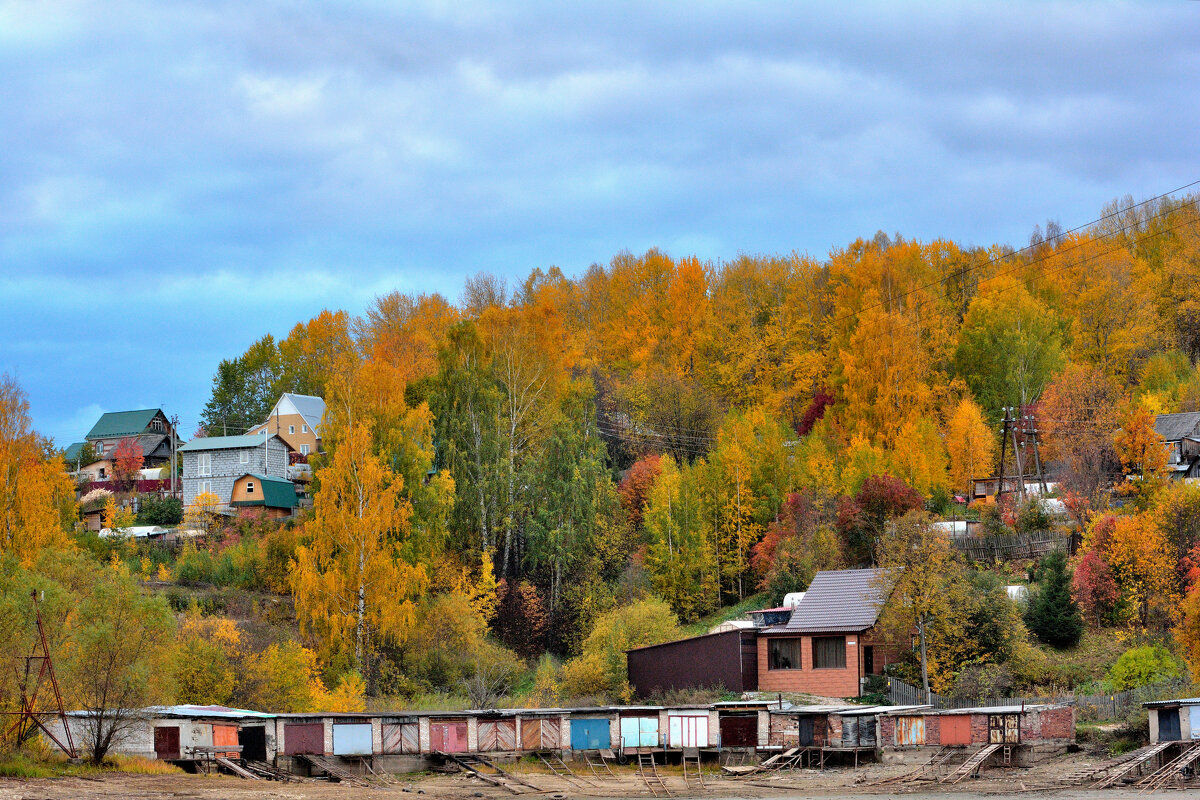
[2,0,1198,445]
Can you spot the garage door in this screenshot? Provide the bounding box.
[668,713,709,748]
[333,723,373,755]
[479,719,518,751]
[570,718,611,750]
[154,726,180,760]
[521,717,561,750]
[382,722,419,754]
[896,716,925,746]
[213,724,240,758]
[284,722,325,756]
[941,715,971,746]
[430,720,469,753]
[719,715,757,748]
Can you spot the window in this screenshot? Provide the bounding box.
[289,425,295,434]
[768,638,802,670]
[240,450,250,464]
[812,636,846,669]
[302,424,308,433]
[199,480,212,495]
[246,481,255,494]
[300,444,310,456]
[197,453,212,477]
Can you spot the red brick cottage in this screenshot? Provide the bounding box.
[757,569,903,698]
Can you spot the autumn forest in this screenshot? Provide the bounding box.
[5,193,1200,752]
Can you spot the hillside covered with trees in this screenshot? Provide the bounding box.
[5,193,1200,749]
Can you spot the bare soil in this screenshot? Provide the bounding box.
[0,754,1194,800]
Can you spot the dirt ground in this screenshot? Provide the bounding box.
[0,754,1195,800]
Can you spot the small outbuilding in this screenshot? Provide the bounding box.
[626,628,758,697]
[1144,698,1200,742]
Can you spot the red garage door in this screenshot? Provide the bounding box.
[284,722,325,755]
[941,716,971,746]
[430,720,469,753]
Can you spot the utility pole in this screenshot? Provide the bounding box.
[1011,409,1026,501]
[1028,415,1048,494]
[997,408,1010,499]
[170,414,179,498]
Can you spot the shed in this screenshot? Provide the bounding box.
[1144,698,1200,742]
[618,708,662,751]
[44,705,275,762]
[230,473,299,518]
[878,704,1074,765]
[626,628,758,697]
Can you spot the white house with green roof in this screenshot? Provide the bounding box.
[179,434,289,510]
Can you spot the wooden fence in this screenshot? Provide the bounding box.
[886,677,1144,721]
[950,530,1069,561]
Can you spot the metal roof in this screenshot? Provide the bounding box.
[64,442,85,461]
[277,393,326,433]
[1143,697,1200,709]
[86,409,164,440]
[230,474,298,509]
[766,568,893,634]
[179,434,281,452]
[67,704,273,719]
[1155,412,1200,442]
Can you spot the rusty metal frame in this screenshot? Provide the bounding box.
[0,590,78,758]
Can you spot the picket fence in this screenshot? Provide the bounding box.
[886,677,1143,721]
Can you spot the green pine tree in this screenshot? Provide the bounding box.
[1024,550,1084,649]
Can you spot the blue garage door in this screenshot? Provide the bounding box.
[571,718,611,750]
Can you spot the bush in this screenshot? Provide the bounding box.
[137,496,183,525]
[1109,644,1183,691]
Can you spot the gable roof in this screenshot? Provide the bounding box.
[231,474,298,509]
[179,434,282,452]
[63,442,86,462]
[273,393,326,434]
[1155,412,1200,442]
[767,568,893,634]
[86,409,164,440]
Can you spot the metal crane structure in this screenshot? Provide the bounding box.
[0,590,77,758]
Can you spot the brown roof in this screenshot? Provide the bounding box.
[766,568,893,634]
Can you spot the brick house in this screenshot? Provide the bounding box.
[179,434,289,510]
[247,393,325,458]
[756,568,902,698]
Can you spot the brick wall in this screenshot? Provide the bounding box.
[879,715,895,745]
[757,633,863,697]
[1036,707,1075,741]
[925,713,941,746]
[768,712,798,746]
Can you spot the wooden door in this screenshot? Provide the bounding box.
[212,724,240,758]
[154,726,180,760]
[719,715,757,748]
[941,715,971,746]
[988,714,1020,744]
[797,717,814,746]
[382,722,419,754]
[479,719,517,751]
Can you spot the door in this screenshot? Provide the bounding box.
[479,719,517,751]
[668,714,709,748]
[620,717,641,749]
[857,715,876,747]
[239,726,267,762]
[863,646,875,675]
[521,717,562,750]
[841,716,858,747]
[798,717,814,746]
[154,726,181,760]
[639,716,659,747]
[332,723,373,755]
[382,722,419,754]
[570,718,611,750]
[284,722,325,756]
[212,724,240,758]
[1189,706,1200,740]
[896,716,925,746]
[719,715,757,748]
[988,714,1020,744]
[1160,708,1182,742]
[941,715,972,746]
[430,721,468,753]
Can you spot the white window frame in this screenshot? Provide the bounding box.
[197,453,212,477]
[302,424,308,433]
[300,444,310,456]
[240,450,250,464]
[199,480,212,495]
[246,481,255,493]
[289,425,295,434]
